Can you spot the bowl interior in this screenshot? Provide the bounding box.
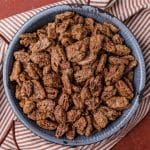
[3,4,146,146]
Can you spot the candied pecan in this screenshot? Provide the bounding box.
[103,22,119,33]
[30,37,50,53]
[37,27,47,38]
[37,99,56,113]
[78,34,104,65]
[28,111,36,120]
[100,24,113,37]
[19,100,25,108]
[122,55,135,61]
[32,80,46,100]
[74,67,93,83]
[96,54,107,74]
[81,86,91,100]
[36,111,47,120]
[67,109,81,123]
[99,106,121,121]
[71,24,88,40]
[46,111,55,122]
[90,34,103,52]
[57,45,67,60]
[32,63,43,77]
[30,52,50,67]
[93,23,103,35]
[58,92,70,111]
[72,84,81,93]
[72,93,84,109]
[20,80,33,98]
[85,17,95,33]
[51,46,63,73]
[105,64,125,85]
[73,116,87,135]
[88,75,103,97]
[101,85,117,101]
[43,72,61,88]
[54,105,66,123]
[85,116,93,136]
[55,11,74,22]
[103,41,116,53]
[55,124,69,138]
[18,72,31,83]
[127,60,137,72]
[112,34,123,44]
[15,85,22,100]
[91,60,99,72]
[14,50,30,64]
[115,44,131,56]
[47,23,57,39]
[36,110,55,121]
[106,96,129,110]
[108,56,129,65]
[66,128,76,140]
[25,63,40,80]
[43,74,53,87]
[61,70,72,95]
[56,19,73,34]
[72,63,81,72]
[115,80,133,99]
[45,87,58,99]
[60,61,71,71]
[37,120,57,130]
[93,109,108,130]
[10,61,21,82]
[73,14,84,24]
[66,38,89,63]
[122,55,137,73]
[58,32,73,47]
[20,33,38,47]
[104,42,131,56]
[23,99,35,114]
[85,97,100,111]
[126,71,134,81]
[43,64,51,75]
[124,77,134,92]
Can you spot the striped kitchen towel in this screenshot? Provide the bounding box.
[0,0,150,149]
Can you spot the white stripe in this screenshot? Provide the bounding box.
[1,20,17,37]
[90,0,109,2]
[8,17,22,28]
[0,26,12,40]
[12,15,25,25]
[4,18,19,31]
[90,2,108,7]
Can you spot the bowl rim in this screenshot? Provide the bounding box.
[3,4,146,146]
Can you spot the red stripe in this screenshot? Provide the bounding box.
[0,22,15,37]
[0,27,12,40]
[129,0,134,17]
[8,17,22,28]
[4,18,18,31]
[12,15,25,25]
[0,121,13,145]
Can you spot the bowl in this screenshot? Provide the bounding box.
[3,4,146,146]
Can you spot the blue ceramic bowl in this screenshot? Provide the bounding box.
[3,4,146,146]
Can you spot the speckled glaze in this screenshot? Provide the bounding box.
[3,4,146,146]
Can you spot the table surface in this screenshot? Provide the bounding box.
[0,0,150,149]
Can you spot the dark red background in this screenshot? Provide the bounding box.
[0,1,150,149]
